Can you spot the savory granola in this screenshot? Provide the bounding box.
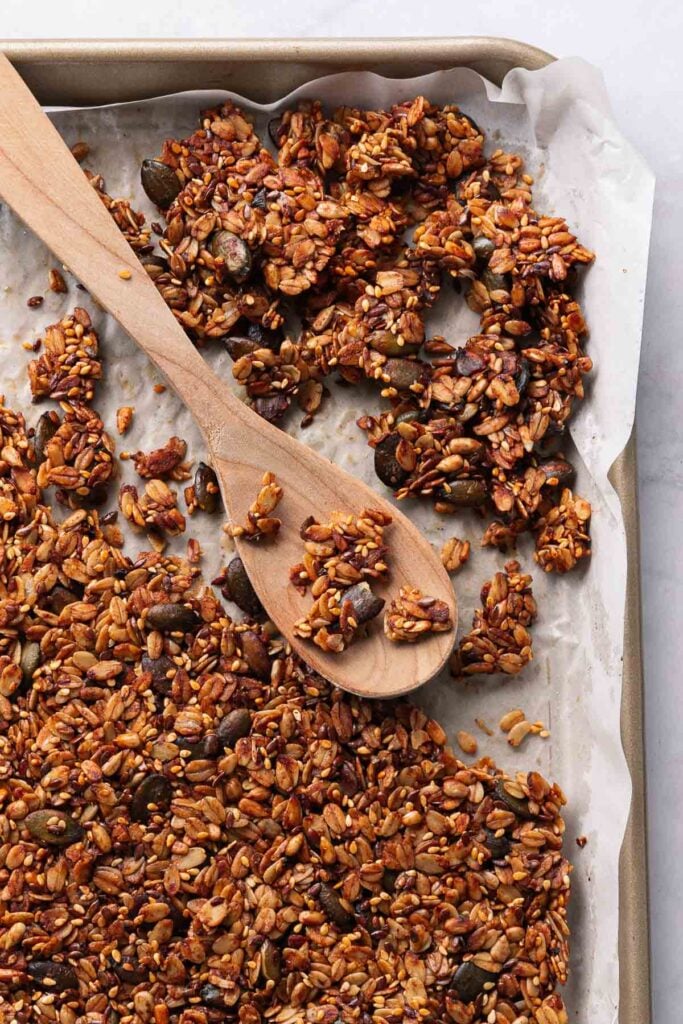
[384,584,454,643]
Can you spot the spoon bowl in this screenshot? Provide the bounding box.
[0,52,456,697]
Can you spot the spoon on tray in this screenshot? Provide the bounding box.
[0,52,456,698]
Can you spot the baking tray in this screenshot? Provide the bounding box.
[0,37,650,1024]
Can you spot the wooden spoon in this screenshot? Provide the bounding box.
[0,53,456,698]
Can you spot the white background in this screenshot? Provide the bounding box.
[1,2,681,1021]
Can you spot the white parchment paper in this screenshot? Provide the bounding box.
[0,59,653,1021]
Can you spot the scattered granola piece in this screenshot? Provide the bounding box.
[116,405,134,435]
[456,729,478,755]
[153,383,167,394]
[132,435,189,481]
[227,471,283,540]
[475,717,494,736]
[456,560,537,675]
[70,141,90,163]
[441,535,470,573]
[26,295,44,308]
[576,835,588,848]
[48,268,68,293]
[118,268,132,280]
[507,719,534,748]
[36,402,116,508]
[187,537,201,564]
[384,584,453,643]
[292,508,391,652]
[535,488,592,573]
[119,478,186,546]
[499,707,526,733]
[28,308,101,403]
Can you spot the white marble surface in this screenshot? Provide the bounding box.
[2,2,681,1021]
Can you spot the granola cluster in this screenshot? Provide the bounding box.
[0,408,573,1021]
[291,508,391,652]
[127,95,592,564]
[384,584,454,643]
[28,307,102,404]
[226,471,283,541]
[454,559,538,676]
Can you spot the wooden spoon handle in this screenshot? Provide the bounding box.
[0,52,247,440]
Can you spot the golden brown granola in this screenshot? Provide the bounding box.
[35,402,116,509]
[456,559,537,676]
[441,535,471,573]
[28,308,102,404]
[384,583,454,643]
[226,470,283,540]
[534,487,592,573]
[119,478,186,549]
[131,435,190,481]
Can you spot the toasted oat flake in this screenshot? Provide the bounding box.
[227,470,283,540]
[440,535,470,573]
[456,729,478,755]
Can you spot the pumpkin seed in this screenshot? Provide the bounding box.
[25,809,84,847]
[200,982,225,1007]
[394,408,424,426]
[211,230,252,284]
[194,462,220,513]
[455,350,487,377]
[146,603,200,634]
[141,653,177,696]
[533,425,565,458]
[381,868,400,893]
[140,159,181,208]
[46,585,79,615]
[538,457,575,487]
[472,236,495,262]
[130,774,172,822]
[374,434,409,490]
[383,358,427,391]
[179,733,222,760]
[27,960,78,991]
[494,779,532,819]
[369,330,420,358]
[140,254,167,282]
[240,630,271,679]
[483,828,510,861]
[514,356,531,397]
[267,116,283,146]
[20,641,41,687]
[112,959,148,984]
[318,882,355,930]
[34,410,59,461]
[452,960,498,1002]
[261,938,281,982]
[252,394,290,422]
[247,322,282,349]
[251,187,268,211]
[341,582,384,625]
[224,336,260,361]
[216,708,252,748]
[437,479,488,508]
[482,269,510,294]
[225,556,263,617]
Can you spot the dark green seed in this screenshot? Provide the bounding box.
[34,411,59,461]
[483,828,510,861]
[240,630,271,679]
[369,330,420,358]
[247,322,282,349]
[27,960,78,991]
[261,938,281,982]
[438,479,488,508]
[473,236,495,262]
[179,733,221,760]
[394,408,423,426]
[341,582,384,625]
[494,779,532,819]
[130,774,172,823]
[374,434,409,490]
[533,426,565,458]
[252,394,290,422]
[112,959,148,984]
[267,116,283,146]
[382,868,400,893]
[318,883,355,930]
[200,982,225,1007]
[141,653,177,696]
[194,462,220,513]
[211,230,252,284]
[140,159,181,208]
[514,357,531,396]
[452,961,498,1002]
[216,708,252,748]
[251,188,268,211]
[481,269,509,294]
[455,350,486,377]
[140,254,167,282]
[25,809,84,847]
[224,336,260,361]
[146,603,200,634]
[225,557,263,617]
[20,641,41,687]
[538,457,575,487]
[383,358,427,391]
[45,585,79,615]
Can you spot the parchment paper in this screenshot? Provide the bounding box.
[0,58,654,1022]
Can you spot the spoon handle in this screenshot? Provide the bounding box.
[0,52,251,443]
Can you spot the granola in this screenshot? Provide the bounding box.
[455,559,537,676]
[384,583,454,642]
[28,308,101,404]
[131,435,190,481]
[226,470,283,540]
[534,487,592,573]
[291,508,391,652]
